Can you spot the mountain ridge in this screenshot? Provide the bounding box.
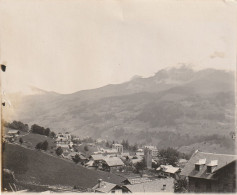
[3,67,235,152]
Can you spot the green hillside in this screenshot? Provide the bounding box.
[2,144,124,190]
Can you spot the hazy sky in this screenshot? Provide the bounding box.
[1,0,236,94]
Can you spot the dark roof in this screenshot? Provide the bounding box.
[180,151,237,180]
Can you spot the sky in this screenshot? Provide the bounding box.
[0,0,236,94]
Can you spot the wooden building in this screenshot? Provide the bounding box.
[180,150,237,193]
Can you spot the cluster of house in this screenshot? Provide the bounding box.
[53,133,237,193]
[55,132,73,148]
[91,150,237,193]
[92,177,174,193]
[3,129,20,142]
[3,129,237,193]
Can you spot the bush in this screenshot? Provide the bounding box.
[55,147,63,156]
[158,147,180,166]
[41,141,49,151]
[35,140,48,151]
[84,145,89,152]
[134,158,146,173]
[50,131,56,138]
[19,138,23,144]
[31,124,51,136]
[174,177,188,193]
[72,154,80,164]
[36,142,42,150]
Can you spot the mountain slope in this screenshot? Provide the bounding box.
[4,67,235,151]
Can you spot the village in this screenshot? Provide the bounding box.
[2,127,237,193]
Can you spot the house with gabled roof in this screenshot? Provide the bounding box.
[7,130,20,137]
[102,157,124,172]
[180,150,237,193]
[92,179,127,193]
[123,178,174,193]
[156,165,180,179]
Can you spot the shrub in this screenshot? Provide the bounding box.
[55,147,63,156]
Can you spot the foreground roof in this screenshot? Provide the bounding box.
[126,177,153,185]
[180,151,237,180]
[124,178,174,192]
[92,181,117,193]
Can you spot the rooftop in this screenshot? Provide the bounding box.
[92,181,117,193]
[112,144,123,147]
[157,165,180,174]
[180,151,237,180]
[124,178,174,192]
[103,157,124,167]
[90,154,106,161]
[8,130,20,134]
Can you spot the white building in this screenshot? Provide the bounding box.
[112,144,123,154]
[56,132,72,148]
[144,145,158,157]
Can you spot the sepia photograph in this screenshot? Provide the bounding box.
[0,0,236,193]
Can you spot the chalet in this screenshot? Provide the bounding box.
[180,150,237,193]
[7,130,20,137]
[92,179,127,193]
[70,152,87,164]
[3,135,14,142]
[156,165,180,179]
[123,178,174,193]
[90,154,106,161]
[102,157,124,172]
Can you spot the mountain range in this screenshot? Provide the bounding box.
[3,66,235,153]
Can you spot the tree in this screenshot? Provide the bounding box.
[55,147,63,156]
[44,128,50,136]
[105,141,111,148]
[174,177,188,193]
[4,120,29,132]
[41,140,49,151]
[158,147,180,166]
[131,144,138,152]
[134,158,146,174]
[19,138,23,144]
[31,124,51,136]
[50,131,56,138]
[35,142,42,150]
[121,139,129,150]
[84,145,89,152]
[72,154,80,164]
